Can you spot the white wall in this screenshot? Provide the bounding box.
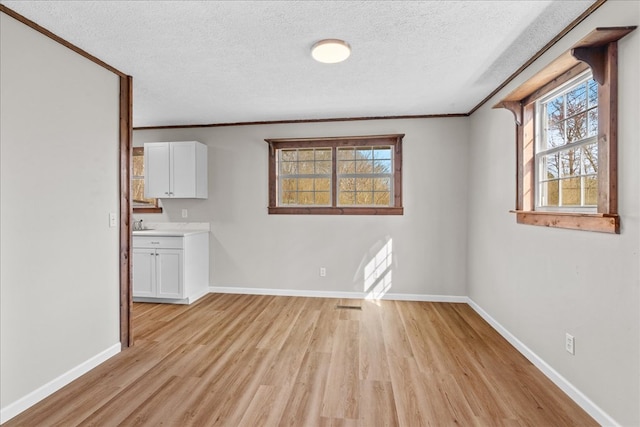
[134,118,469,299]
[467,1,639,425]
[0,12,121,417]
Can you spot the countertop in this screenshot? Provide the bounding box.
[132,229,209,237]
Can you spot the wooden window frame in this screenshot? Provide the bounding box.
[132,147,162,214]
[265,134,404,215]
[495,27,636,234]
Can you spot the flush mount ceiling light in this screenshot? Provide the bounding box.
[311,39,351,64]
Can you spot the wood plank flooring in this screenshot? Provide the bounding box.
[5,294,598,426]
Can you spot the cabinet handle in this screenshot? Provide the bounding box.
[164,192,169,195]
[151,241,160,244]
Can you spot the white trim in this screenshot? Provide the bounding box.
[133,288,210,305]
[210,286,363,299]
[208,286,466,303]
[0,342,121,424]
[466,298,619,427]
[379,293,467,303]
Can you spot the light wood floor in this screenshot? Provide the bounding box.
[5,293,597,426]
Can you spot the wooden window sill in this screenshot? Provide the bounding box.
[133,207,163,214]
[269,207,403,215]
[510,210,619,234]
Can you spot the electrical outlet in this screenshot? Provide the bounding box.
[109,212,117,228]
[319,267,326,277]
[182,209,188,218]
[565,333,575,355]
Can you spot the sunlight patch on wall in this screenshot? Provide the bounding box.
[364,238,393,300]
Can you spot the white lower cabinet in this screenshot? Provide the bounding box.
[132,232,208,304]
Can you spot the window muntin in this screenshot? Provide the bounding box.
[535,71,598,211]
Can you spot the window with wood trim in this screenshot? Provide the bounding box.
[495,26,636,234]
[132,147,162,214]
[266,134,403,215]
[535,70,598,211]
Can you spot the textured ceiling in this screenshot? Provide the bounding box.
[1,1,597,127]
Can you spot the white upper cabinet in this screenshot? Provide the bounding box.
[144,141,208,198]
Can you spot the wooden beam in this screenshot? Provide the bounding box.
[494,26,636,106]
[514,211,619,234]
[119,75,133,349]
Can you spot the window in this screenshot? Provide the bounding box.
[536,71,598,211]
[132,147,162,214]
[495,27,636,233]
[266,134,403,215]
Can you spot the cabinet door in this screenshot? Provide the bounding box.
[171,142,197,197]
[132,248,156,297]
[144,143,170,198]
[156,249,183,299]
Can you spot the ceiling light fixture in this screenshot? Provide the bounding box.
[311,39,351,64]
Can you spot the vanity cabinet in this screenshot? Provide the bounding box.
[132,232,209,304]
[144,141,207,199]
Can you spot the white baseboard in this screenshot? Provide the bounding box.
[0,343,121,424]
[466,298,619,427]
[209,286,466,303]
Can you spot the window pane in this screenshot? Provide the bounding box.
[543,180,559,207]
[282,178,297,191]
[373,177,391,191]
[132,178,155,206]
[546,118,565,149]
[298,178,313,191]
[373,148,391,160]
[545,96,565,149]
[339,178,355,192]
[280,161,297,175]
[374,192,391,206]
[339,191,355,205]
[315,149,332,161]
[583,143,598,175]
[355,159,374,174]
[316,192,331,205]
[356,192,373,205]
[566,112,587,143]
[566,82,587,115]
[374,159,392,173]
[588,79,598,108]
[560,148,581,178]
[315,160,331,174]
[299,161,314,174]
[547,95,565,122]
[281,150,297,161]
[298,149,314,161]
[299,192,315,205]
[132,155,144,177]
[338,160,355,174]
[282,191,297,205]
[541,153,561,179]
[561,178,581,206]
[337,148,354,160]
[588,109,598,137]
[356,178,372,191]
[357,148,372,160]
[585,176,598,205]
[315,178,330,191]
